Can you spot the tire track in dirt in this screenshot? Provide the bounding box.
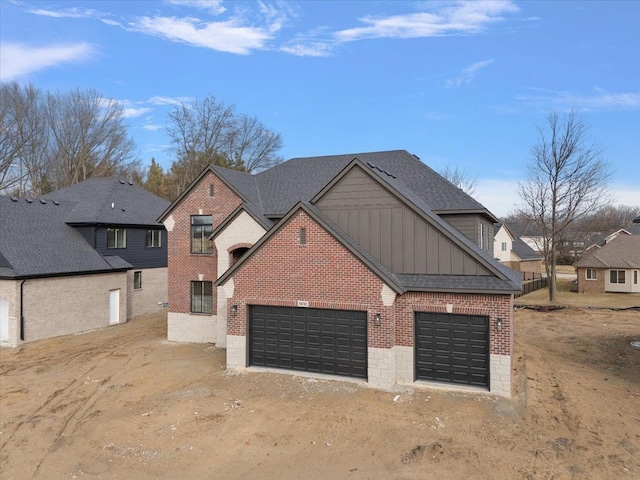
[1,350,134,478]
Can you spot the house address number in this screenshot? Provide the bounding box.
[297,300,309,308]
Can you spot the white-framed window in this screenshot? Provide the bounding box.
[146,229,162,248]
[479,222,487,250]
[610,270,626,284]
[586,268,597,280]
[191,281,212,314]
[501,242,507,252]
[134,271,142,290]
[107,228,126,248]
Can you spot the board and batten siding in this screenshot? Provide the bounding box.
[315,166,491,276]
[439,214,494,254]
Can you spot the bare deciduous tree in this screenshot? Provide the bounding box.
[165,95,284,194]
[0,82,49,195]
[47,88,136,188]
[517,110,611,302]
[227,114,283,173]
[1,83,138,196]
[439,164,478,196]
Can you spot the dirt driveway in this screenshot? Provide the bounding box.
[1,306,639,480]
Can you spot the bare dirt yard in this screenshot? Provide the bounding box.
[1,288,639,479]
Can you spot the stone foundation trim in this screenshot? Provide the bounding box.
[367,347,396,390]
[226,335,247,370]
[490,354,512,397]
[167,312,217,343]
[394,345,414,384]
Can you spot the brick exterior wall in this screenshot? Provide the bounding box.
[576,267,605,294]
[227,210,390,346]
[224,208,514,395]
[127,267,168,318]
[164,171,243,316]
[0,273,127,346]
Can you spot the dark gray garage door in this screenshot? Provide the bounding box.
[415,312,489,388]
[249,305,367,379]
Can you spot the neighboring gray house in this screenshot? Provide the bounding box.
[161,150,521,397]
[0,179,169,347]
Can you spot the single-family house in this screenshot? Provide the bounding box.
[0,178,169,347]
[494,224,543,279]
[574,234,640,294]
[159,150,521,397]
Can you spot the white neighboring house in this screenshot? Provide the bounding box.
[494,224,543,278]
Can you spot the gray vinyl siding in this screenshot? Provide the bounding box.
[316,166,491,276]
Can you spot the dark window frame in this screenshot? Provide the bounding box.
[610,269,626,284]
[191,215,213,254]
[586,268,597,280]
[191,281,213,314]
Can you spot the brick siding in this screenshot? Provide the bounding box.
[227,209,514,357]
[576,267,605,294]
[166,171,243,315]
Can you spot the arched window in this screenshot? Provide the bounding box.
[230,247,250,266]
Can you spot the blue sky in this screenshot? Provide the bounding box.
[1,0,638,216]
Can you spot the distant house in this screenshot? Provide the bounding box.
[574,234,640,294]
[159,150,521,397]
[494,224,542,279]
[0,178,169,347]
[504,222,545,256]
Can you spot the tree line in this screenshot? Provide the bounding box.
[0,83,283,200]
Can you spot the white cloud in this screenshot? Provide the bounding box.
[518,88,640,111]
[122,107,152,118]
[132,15,274,54]
[334,1,518,42]
[284,1,518,57]
[143,124,163,131]
[148,95,194,106]
[166,0,226,15]
[445,59,494,88]
[474,178,521,218]
[0,42,95,80]
[475,179,640,218]
[281,42,333,57]
[27,7,98,18]
[611,185,640,208]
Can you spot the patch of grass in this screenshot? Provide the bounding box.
[517,278,640,309]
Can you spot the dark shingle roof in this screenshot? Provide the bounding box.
[254,150,491,217]
[44,178,169,226]
[574,235,640,269]
[396,274,520,294]
[512,238,540,261]
[0,196,132,278]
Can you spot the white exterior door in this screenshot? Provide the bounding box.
[0,298,9,342]
[109,289,120,325]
